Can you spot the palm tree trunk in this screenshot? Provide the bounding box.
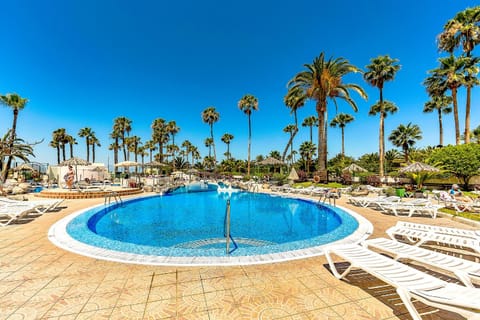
[92,145,96,163]
[62,144,66,161]
[247,114,252,176]
[227,143,230,160]
[379,113,385,177]
[309,126,313,144]
[86,141,90,162]
[57,147,61,164]
[438,109,444,146]
[114,138,119,165]
[465,86,471,144]
[317,105,327,182]
[211,125,216,164]
[281,128,298,162]
[69,144,74,158]
[2,110,19,181]
[341,127,345,157]
[452,88,460,145]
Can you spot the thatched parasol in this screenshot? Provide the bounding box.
[59,157,91,167]
[14,163,34,171]
[258,157,284,165]
[287,167,299,181]
[342,163,367,173]
[399,162,440,173]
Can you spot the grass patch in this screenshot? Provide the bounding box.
[439,208,480,222]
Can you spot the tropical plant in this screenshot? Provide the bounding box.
[438,6,480,143]
[302,116,318,144]
[282,86,306,161]
[221,133,234,160]
[204,137,213,157]
[78,127,93,162]
[269,150,281,159]
[288,52,367,182]
[329,113,354,157]
[364,55,401,177]
[472,125,480,143]
[238,94,259,176]
[283,124,297,164]
[65,135,77,158]
[357,152,380,173]
[113,117,132,161]
[0,93,28,181]
[0,130,36,177]
[166,121,180,167]
[89,134,101,163]
[201,106,219,164]
[384,149,402,173]
[422,92,452,146]
[299,141,316,175]
[388,123,422,162]
[427,143,480,189]
[151,118,168,162]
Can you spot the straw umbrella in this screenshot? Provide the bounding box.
[60,157,91,182]
[14,163,35,181]
[259,157,284,174]
[287,167,299,184]
[399,162,440,190]
[342,163,367,182]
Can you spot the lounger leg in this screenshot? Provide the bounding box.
[396,288,423,320]
[324,250,354,280]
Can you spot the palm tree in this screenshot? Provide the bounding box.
[439,6,480,143]
[288,52,367,181]
[302,116,318,144]
[282,86,306,161]
[143,140,157,163]
[221,133,234,160]
[51,128,67,162]
[364,55,401,177]
[238,94,259,176]
[422,93,452,146]
[0,93,28,181]
[151,118,168,162]
[388,123,423,162]
[78,127,93,162]
[181,140,193,164]
[49,140,61,165]
[204,137,213,157]
[368,100,398,174]
[299,141,316,175]
[201,106,219,165]
[283,124,297,164]
[329,113,354,157]
[166,121,180,161]
[110,126,122,167]
[65,135,77,158]
[114,117,132,161]
[89,134,101,163]
[0,130,35,170]
[428,56,466,145]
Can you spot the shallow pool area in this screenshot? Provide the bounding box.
[49,191,373,266]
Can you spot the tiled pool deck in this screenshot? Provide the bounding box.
[0,191,475,319]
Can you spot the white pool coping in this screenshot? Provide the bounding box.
[48,194,373,266]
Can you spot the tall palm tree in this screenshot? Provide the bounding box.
[110,126,122,167]
[302,116,318,144]
[144,140,157,163]
[201,106,219,165]
[388,123,423,162]
[78,127,93,162]
[49,140,61,165]
[368,100,398,174]
[89,134,101,163]
[299,141,316,175]
[166,121,180,161]
[151,118,168,162]
[0,93,28,181]
[221,133,234,160]
[288,52,367,181]
[364,55,401,177]
[428,56,467,145]
[283,124,297,165]
[329,113,354,157]
[439,6,480,143]
[204,137,213,157]
[282,86,306,161]
[66,135,77,158]
[181,140,193,164]
[422,93,452,146]
[113,117,132,161]
[238,94,259,176]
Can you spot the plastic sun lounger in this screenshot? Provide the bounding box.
[364,237,480,287]
[381,201,442,219]
[394,221,480,240]
[0,203,37,227]
[386,225,480,258]
[324,244,480,320]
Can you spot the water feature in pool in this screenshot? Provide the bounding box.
[65,189,359,258]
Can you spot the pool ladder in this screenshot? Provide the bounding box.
[104,191,123,206]
[224,199,238,254]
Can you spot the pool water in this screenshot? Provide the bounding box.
[66,191,359,257]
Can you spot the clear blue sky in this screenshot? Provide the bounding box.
[0,0,479,169]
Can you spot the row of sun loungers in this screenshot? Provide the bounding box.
[325,221,480,320]
[0,198,64,226]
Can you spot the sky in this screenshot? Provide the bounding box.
[0,0,479,170]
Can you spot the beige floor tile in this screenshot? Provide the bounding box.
[74,308,114,320]
[313,287,351,306]
[151,271,178,287]
[109,303,145,319]
[203,289,235,310]
[115,288,149,307]
[82,291,121,312]
[331,302,379,319]
[304,307,343,320]
[144,299,177,319]
[40,294,91,318]
[147,283,177,302]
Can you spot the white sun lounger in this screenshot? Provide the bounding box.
[0,203,38,227]
[364,237,480,287]
[324,244,480,320]
[394,221,480,240]
[386,224,480,258]
[381,200,442,218]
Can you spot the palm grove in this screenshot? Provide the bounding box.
[1,6,479,187]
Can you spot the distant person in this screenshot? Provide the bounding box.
[65,166,75,189]
[449,184,473,202]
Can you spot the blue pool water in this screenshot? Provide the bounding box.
[66,189,359,257]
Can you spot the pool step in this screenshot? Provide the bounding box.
[175,237,276,249]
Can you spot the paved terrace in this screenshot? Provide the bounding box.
[0,191,477,319]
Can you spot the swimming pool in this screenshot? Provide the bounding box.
[49,190,373,266]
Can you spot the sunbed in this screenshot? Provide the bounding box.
[364,237,480,287]
[0,203,38,227]
[325,244,480,320]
